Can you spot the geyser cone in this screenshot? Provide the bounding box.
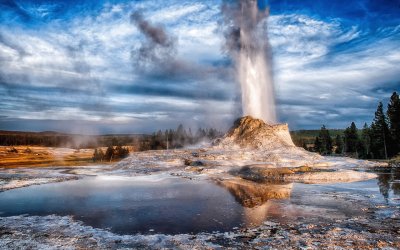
[222,0,277,123]
[215,116,295,149]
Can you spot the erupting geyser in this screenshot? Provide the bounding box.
[223,0,276,123]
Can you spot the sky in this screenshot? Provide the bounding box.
[0,0,399,134]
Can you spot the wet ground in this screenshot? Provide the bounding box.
[0,168,398,240]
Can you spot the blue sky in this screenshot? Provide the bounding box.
[0,0,399,134]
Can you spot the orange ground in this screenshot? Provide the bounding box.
[0,146,111,168]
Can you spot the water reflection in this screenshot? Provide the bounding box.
[218,178,292,208]
[217,178,293,225]
[377,168,400,202]
[0,176,248,234]
[1,169,399,234]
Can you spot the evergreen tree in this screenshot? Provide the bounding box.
[344,122,359,155]
[335,135,344,154]
[115,145,129,158]
[370,102,390,159]
[317,125,333,155]
[175,124,186,147]
[360,123,371,159]
[302,141,308,150]
[314,136,322,153]
[196,128,207,141]
[387,91,400,155]
[104,146,114,161]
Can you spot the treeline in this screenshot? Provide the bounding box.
[309,91,400,159]
[1,124,223,152]
[0,131,147,149]
[0,132,76,147]
[138,125,223,151]
[91,124,222,161]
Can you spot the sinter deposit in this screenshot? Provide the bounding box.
[114,116,382,183]
[215,116,294,149]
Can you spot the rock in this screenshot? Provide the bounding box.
[184,159,204,166]
[215,116,295,150]
[235,166,295,181]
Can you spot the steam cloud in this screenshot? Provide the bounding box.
[222,0,277,123]
[130,11,176,74]
[130,10,233,99]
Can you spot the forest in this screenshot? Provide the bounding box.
[295,91,400,160]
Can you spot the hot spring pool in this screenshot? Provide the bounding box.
[0,169,398,235]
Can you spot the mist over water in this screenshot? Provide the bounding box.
[222,0,277,123]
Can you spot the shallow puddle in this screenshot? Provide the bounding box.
[0,169,398,235]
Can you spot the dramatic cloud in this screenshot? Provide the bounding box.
[0,0,399,133]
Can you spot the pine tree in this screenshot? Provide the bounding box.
[105,146,114,161]
[115,145,129,158]
[344,122,359,156]
[387,91,400,156]
[176,124,186,147]
[317,125,333,155]
[370,102,390,159]
[360,123,371,159]
[314,136,322,153]
[196,128,206,141]
[302,141,308,150]
[335,135,344,154]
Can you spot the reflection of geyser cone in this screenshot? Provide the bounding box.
[215,116,295,150]
[218,178,292,208]
[218,178,293,226]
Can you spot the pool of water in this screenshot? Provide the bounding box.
[0,174,250,234]
[0,169,398,235]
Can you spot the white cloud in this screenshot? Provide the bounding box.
[1,1,399,132]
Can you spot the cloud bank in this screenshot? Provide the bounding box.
[0,0,399,133]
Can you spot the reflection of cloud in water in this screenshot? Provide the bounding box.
[218,178,293,226]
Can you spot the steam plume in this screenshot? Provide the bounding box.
[222,0,277,123]
[130,11,176,74]
[130,10,231,85]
